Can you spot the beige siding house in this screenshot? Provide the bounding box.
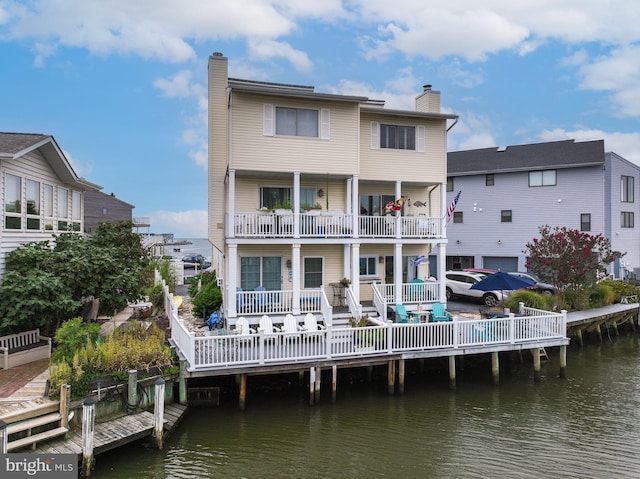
[0,133,102,275]
[208,53,457,326]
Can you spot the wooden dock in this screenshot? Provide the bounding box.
[32,403,188,459]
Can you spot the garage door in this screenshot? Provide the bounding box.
[483,256,518,272]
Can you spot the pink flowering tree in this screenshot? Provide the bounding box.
[523,225,624,309]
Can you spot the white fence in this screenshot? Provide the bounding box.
[169,308,567,372]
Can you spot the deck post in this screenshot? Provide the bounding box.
[331,365,337,403]
[387,360,395,395]
[367,365,373,382]
[179,359,188,405]
[127,369,138,414]
[153,378,165,450]
[309,367,316,406]
[82,398,96,477]
[398,358,405,394]
[448,356,456,389]
[59,384,71,429]
[239,374,247,411]
[559,345,567,379]
[491,351,499,386]
[314,367,321,403]
[575,328,584,346]
[0,420,7,454]
[532,348,541,382]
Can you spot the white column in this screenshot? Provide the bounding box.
[343,244,351,280]
[292,244,301,314]
[352,175,359,238]
[351,243,360,300]
[346,178,352,215]
[228,244,238,318]
[293,172,300,238]
[394,243,403,304]
[228,169,236,238]
[440,183,448,303]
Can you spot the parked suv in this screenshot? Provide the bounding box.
[445,271,508,306]
[181,254,211,269]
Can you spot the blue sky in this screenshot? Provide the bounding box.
[2,1,640,238]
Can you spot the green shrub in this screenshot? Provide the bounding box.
[503,290,548,311]
[146,283,164,308]
[49,321,175,399]
[53,317,101,362]
[191,273,222,319]
[598,279,640,303]
[589,283,616,308]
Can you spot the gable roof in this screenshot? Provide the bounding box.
[448,139,605,176]
[0,132,101,190]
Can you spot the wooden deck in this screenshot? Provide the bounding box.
[31,403,188,459]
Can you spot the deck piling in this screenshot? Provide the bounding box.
[0,420,7,454]
[127,370,138,414]
[532,348,541,382]
[559,345,567,379]
[81,398,96,477]
[314,368,321,403]
[331,365,337,403]
[448,356,456,389]
[491,352,500,386]
[153,378,165,450]
[309,367,316,406]
[238,374,247,411]
[387,360,395,395]
[398,359,405,394]
[179,359,188,405]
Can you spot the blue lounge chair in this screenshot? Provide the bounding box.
[395,304,416,323]
[431,302,451,322]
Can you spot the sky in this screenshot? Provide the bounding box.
[2,1,640,238]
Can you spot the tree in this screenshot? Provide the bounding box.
[0,221,151,334]
[523,225,624,310]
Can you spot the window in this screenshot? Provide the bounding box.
[529,170,556,186]
[240,256,282,291]
[581,213,591,231]
[380,124,415,150]
[360,194,396,216]
[275,107,318,137]
[501,210,512,223]
[453,211,463,223]
[621,175,634,203]
[300,187,316,209]
[621,211,634,228]
[359,256,378,277]
[260,187,291,210]
[5,173,21,230]
[446,177,453,192]
[43,184,54,230]
[486,174,494,186]
[26,179,40,230]
[57,187,69,230]
[71,190,81,231]
[303,257,323,288]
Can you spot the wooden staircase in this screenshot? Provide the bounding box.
[1,391,70,452]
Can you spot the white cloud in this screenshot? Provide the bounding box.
[62,149,93,178]
[247,39,313,73]
[150,209,208,238]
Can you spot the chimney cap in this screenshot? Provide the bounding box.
[212,51,224,57]
[423,84,432,92]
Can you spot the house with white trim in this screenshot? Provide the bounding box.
[0,132,102,275]
[438,139,640,279]
[207,52,458,326]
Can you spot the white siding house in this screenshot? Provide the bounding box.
[0,133,102,275]
[439,139,640,279]
[208,53,458,325]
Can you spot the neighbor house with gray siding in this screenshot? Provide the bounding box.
[84,190,134,234]
[436,139,639,279]
[0,132,102,275]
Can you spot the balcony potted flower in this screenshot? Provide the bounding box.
[384,197,405,214]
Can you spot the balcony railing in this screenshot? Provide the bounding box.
[230,212,442,239]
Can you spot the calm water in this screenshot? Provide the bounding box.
[92,335,640,479]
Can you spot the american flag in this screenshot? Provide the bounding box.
[446,190,462,224]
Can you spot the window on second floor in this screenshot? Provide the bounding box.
[5,173,21,230]
[303,257,323,288]
[621,175,634,203]
[370,122,425,152]
[360,194,396,216]
[260,187,291,210]
[359,256,378,277]
[486,174,494,186]
[501,210,512,223]
[529,169,556,187]
[446,177,453,192]
[264,104,330,139]
[453,211,463,223]
[581,213,591,231]
[621,211,634,228]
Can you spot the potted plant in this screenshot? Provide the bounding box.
[348,314,381,351]
[339,277,351,287]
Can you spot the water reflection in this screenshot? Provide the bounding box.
[93,336,640,478]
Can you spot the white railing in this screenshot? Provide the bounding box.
[235,288,327,316]
[372,281,442,308]
[177,312,567,371]
[230,212,441,239]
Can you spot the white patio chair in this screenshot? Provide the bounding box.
[303,312,326,331]
[234,317,256,335]
[259,315,281,334]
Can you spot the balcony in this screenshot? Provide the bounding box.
[230,212,442,239]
